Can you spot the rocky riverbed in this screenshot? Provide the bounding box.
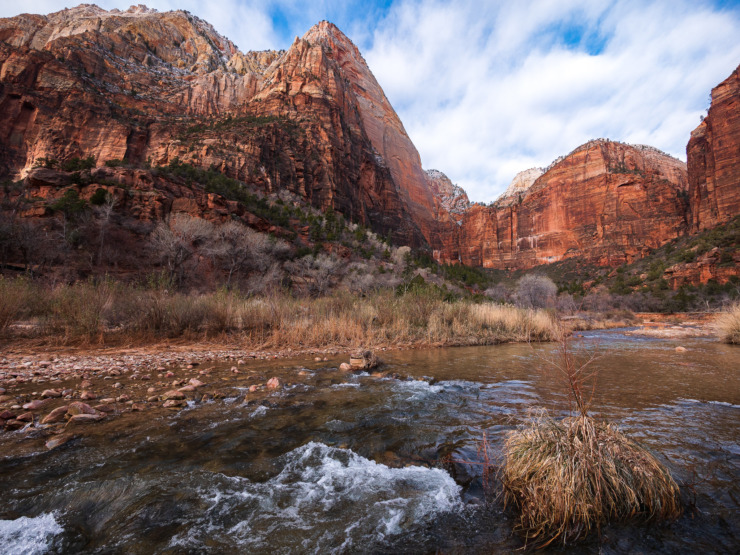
[0,344,398,451]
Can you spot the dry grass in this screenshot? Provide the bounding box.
[502,412,682,547]
[502,330,682,547]
[0,282,559,348]
[715,302,740,344]
[0,277,33,334]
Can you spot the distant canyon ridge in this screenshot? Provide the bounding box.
[0,4,738,277]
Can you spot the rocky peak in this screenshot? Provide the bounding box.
[0,3,243,74]
[425,169,470,223]
[495,167,544,206]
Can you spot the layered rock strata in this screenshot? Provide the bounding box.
[687,64,740,232]
[441,140,690,269]
[0,5,458,249]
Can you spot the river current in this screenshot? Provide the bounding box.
[1,330,738,553]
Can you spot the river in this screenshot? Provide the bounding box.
[1,330,738,553]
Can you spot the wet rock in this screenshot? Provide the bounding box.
[16,412,34,422]
[67,402,98,416]
[5,419,25,430]
[349,350,380,370]
[162,390,186,401]
[248,385,259,393]
[163,399,185,409]
[22,399,52,411]
[147,396,159,403]
[266,377,281,390]
[80,391,97,401]
[41,389,62,398]
[93,404,115,413]
[0,410,15,419]
[46,434,75,450]
[66,413,104,426]
[42,406,69,424]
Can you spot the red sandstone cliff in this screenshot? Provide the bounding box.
[0,5,735,278]
[687,64,740,233]
[444,140,690,269]
[0,5,456,249]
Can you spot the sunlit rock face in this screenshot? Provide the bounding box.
[0,6,460,248]
[687,64,740,233]
[0,5,733,275]
[446,140,689,269]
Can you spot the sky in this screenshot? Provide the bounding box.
[2,1,740,202]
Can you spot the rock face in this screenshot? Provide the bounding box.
[687,64,740,233]
[425,169,469,223]
[0,5,734,276]
[442,140,689,269]
[0,5,457,248]
[495,168,544,207]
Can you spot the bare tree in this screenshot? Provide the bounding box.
[95,193,117,267]
[516,274,557,309]
[150,214,214,286]
[286,253,342,296]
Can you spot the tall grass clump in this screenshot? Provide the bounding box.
[715,302,740,344]
[0,276,34,336]
[501,330,682,547]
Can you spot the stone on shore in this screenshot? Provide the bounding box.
[67,402,98,416]
[162,390,186,401]
[42,406,69,424]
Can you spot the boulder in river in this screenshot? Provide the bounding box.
[349,350,380,370]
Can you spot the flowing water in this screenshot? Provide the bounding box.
[1,330,739,553]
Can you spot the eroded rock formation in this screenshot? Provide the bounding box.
[0,5,736,278]
[441,140,690,269]
[687,64,740,233]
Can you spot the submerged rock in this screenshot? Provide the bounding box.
[45,434,75,450]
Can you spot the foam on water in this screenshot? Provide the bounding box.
[168,442,461,553]
[0,513,63,555]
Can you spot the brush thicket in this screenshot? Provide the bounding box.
[501,328,682,547]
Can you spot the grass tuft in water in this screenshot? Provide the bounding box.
[715,302,740,344]
[501,328,682,547]
[502,412,682,547]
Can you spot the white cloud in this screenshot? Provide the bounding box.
[365,0,740,202]
[2,1,739,202]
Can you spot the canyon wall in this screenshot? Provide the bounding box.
[442,140,690,269]
[0,5,737,276]
[687,63,740,233]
